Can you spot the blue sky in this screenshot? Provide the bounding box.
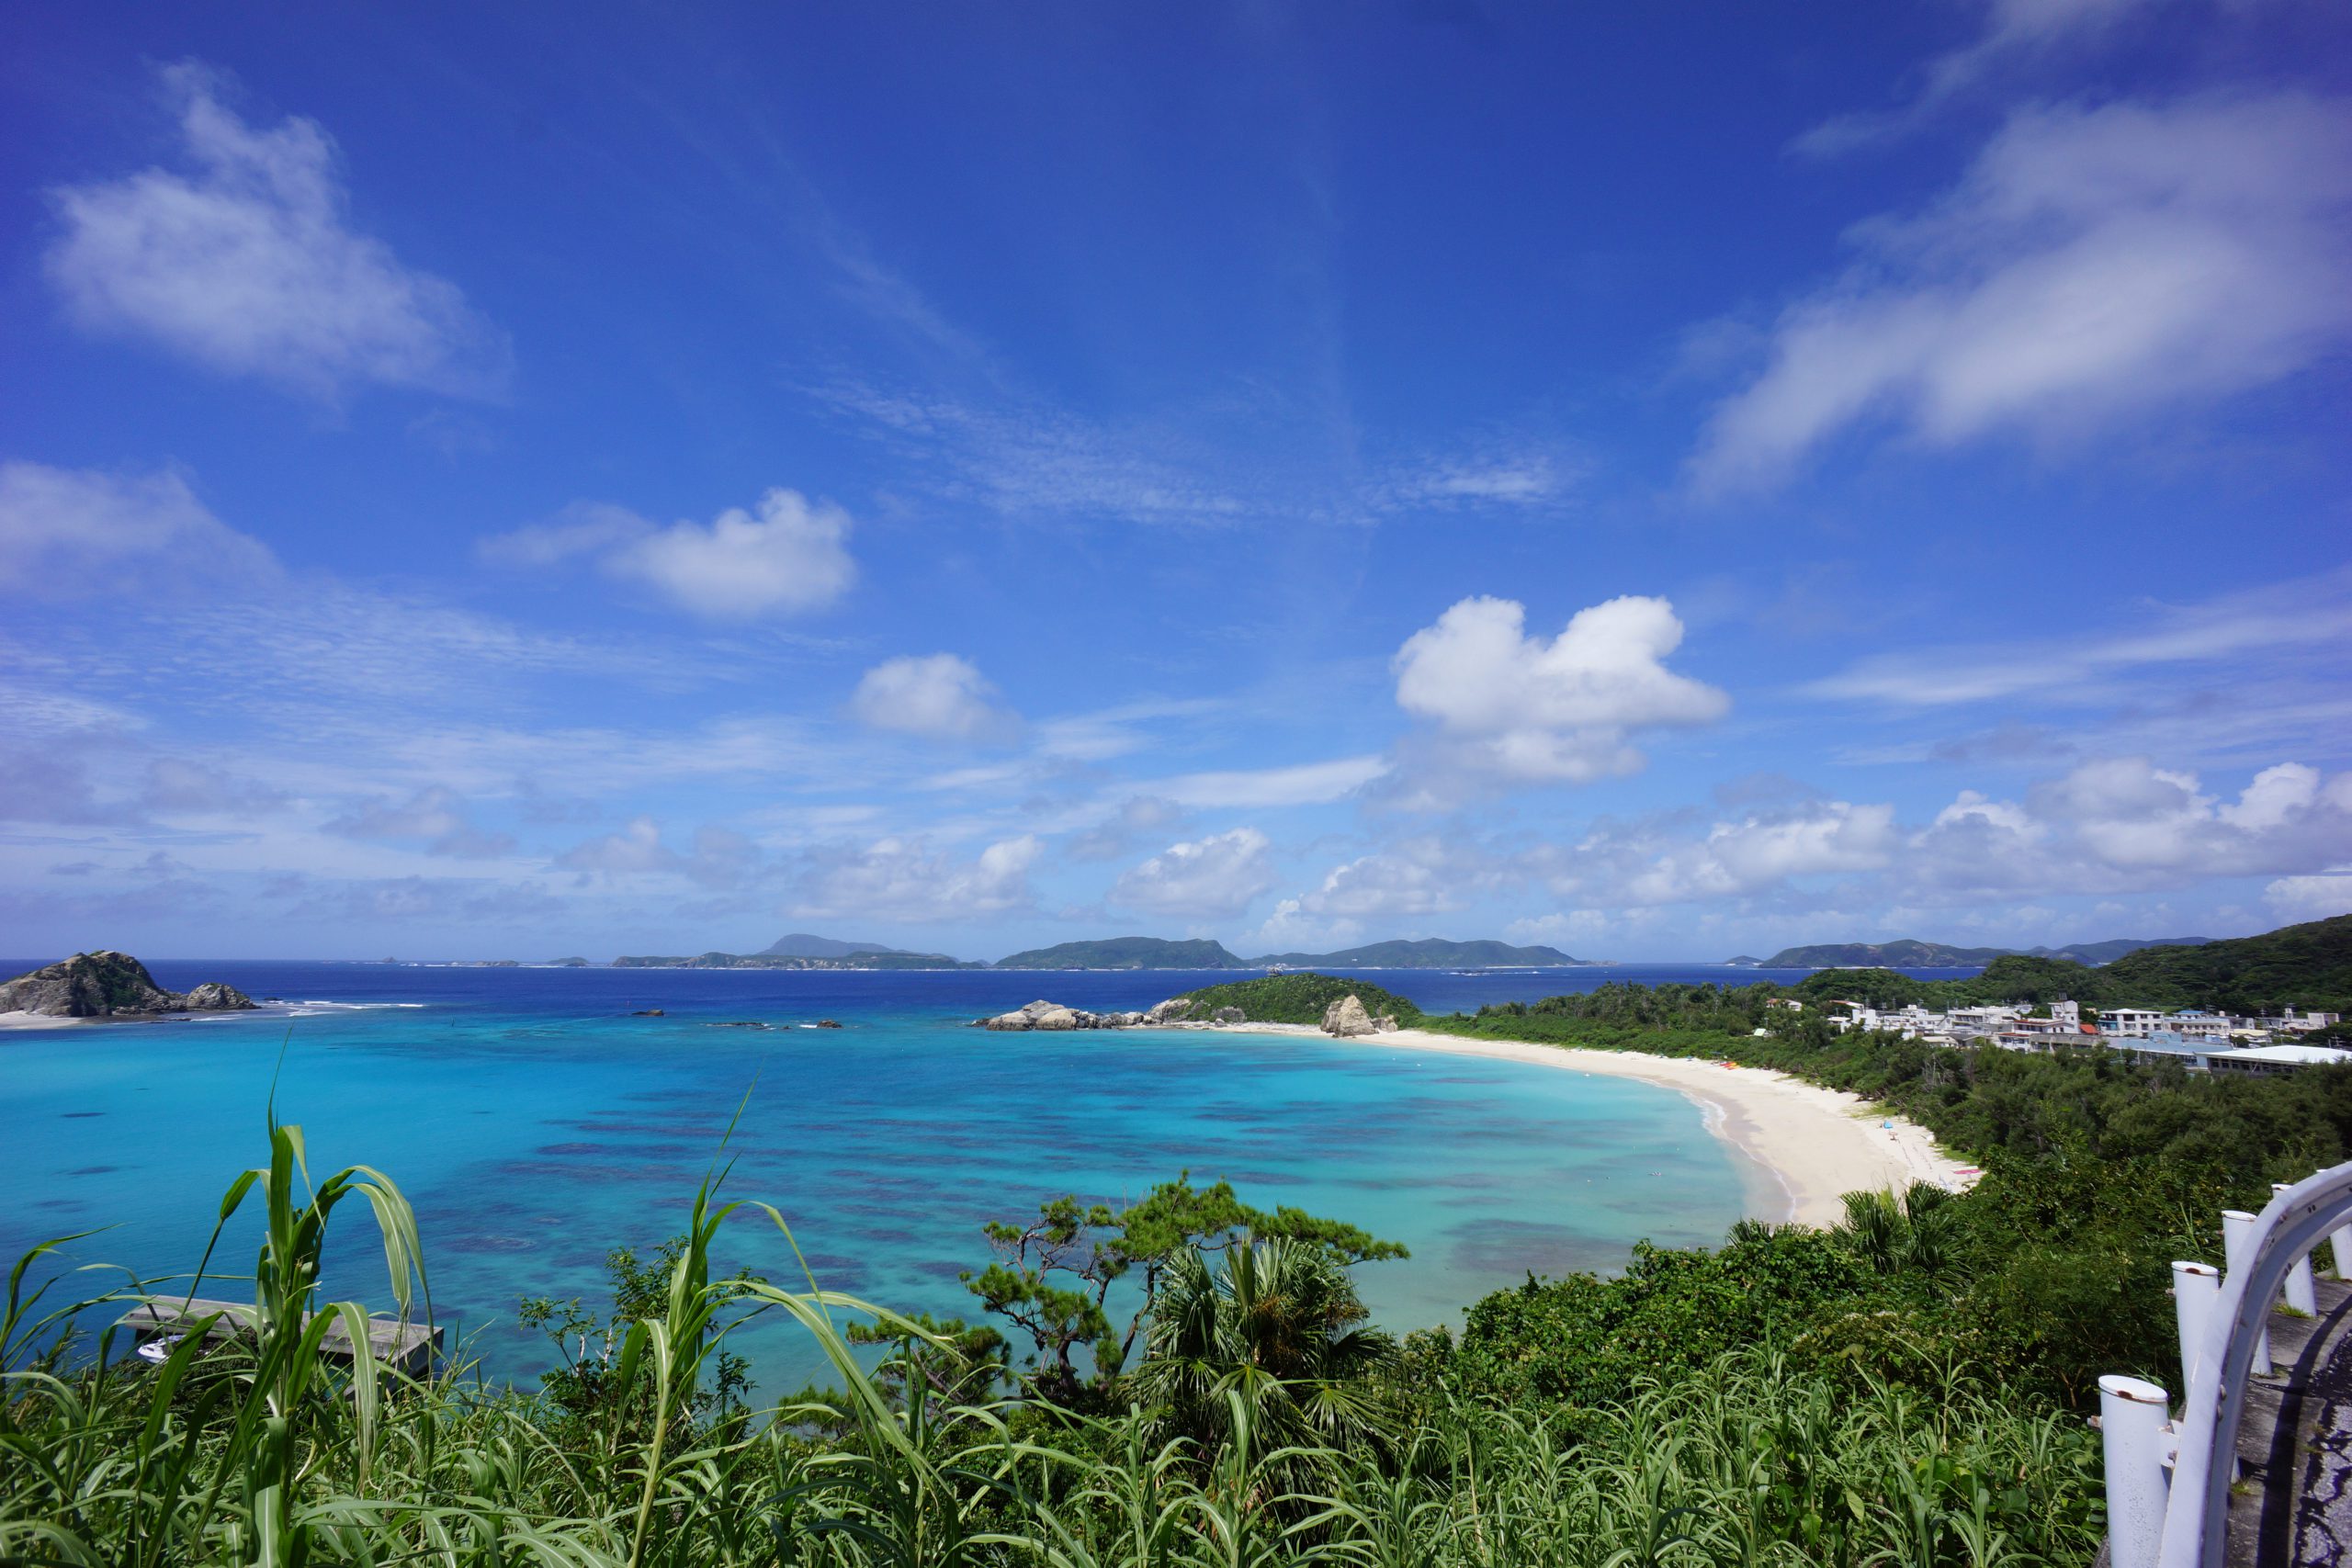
[3,0,2348,962]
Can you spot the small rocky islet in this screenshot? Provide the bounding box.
[0,951,256,1019]
[975,992,1398,1037]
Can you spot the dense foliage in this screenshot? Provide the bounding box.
[2096,913,2352,1011]
[1170,971,1425,1025]
[0,1120,2108,1566]
[1770,913,2351,1013]
[17,919,2350,1563]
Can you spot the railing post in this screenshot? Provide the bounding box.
[2334,1218,2352,1281]
[2099,1374,2172,1568]
[2275,1183,2321,1314]
[2222,1209,2274,1375]
[2171,1261,2221,1393]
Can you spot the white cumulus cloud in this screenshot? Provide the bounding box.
[617,490,856,619]
[481,489,856,619]
[1608,802,1901,906]
[2266,868,2352,924]
[1391,595,1727,792]
[789,835,1040,922]
[1250,840,1486,950]
[1698,94,2352,491]
[44,62,507,398]
[851,654,1019,743]
[1911,758,2352,891]
[1109,829,1275,919]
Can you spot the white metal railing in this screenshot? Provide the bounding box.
[2098,1161,2352,1568]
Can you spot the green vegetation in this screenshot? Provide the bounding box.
[1765,914,2350,1013]
[15,919,2351,1563]
[1,1117,2109,1566]
[1757,935,2211,967]
[2098,914,2352,1010]
[1170,971,1426,1025]
[994,936,1250,968]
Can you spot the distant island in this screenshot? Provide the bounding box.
[1250,937,1587,969]
[994,937,1250,970]
[989,934,1592,970]
[612,948,987,971]
[1738,936,2213,969]
[756,932,911,959]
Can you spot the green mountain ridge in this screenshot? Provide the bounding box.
[1778,915,2352,1014]
[1752,935,2212,969]
[755,932,907,958]
[991,937,1250,969]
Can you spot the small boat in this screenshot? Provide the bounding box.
[135,1333,186,1366]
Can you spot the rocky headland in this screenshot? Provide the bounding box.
[977,990,1394,1036]
[0,952,257,1020]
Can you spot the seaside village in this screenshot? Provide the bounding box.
[1815,995,2346,1076]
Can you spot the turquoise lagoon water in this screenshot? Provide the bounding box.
[3,962,1951,1391]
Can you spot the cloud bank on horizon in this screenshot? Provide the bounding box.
[3,3,2346,961]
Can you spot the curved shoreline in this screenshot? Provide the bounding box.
[1197,1022,1974,1226]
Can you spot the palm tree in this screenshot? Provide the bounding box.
[1838,1181,1962,1278]
[1126,1235,1396,1467]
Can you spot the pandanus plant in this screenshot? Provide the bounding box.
[1126,1236,1396,1473]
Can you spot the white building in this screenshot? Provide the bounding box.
[2207,1043,2352,1077]
[2256,1009,2343,1033]
[2099,1009,2167,1039]
[1948,1005,2023,1037]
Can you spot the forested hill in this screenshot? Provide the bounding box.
[2098,914,2352,1011]
[1756,935,2211,968]
[992,937,1250,969]
[755,932,906,958]
[1784,914,2352,1013]
[1247,938,1583,968]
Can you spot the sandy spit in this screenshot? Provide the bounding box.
[1197,1022,1974,1227]
[0,1010,94,1031]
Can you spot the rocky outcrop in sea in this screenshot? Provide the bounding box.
[976,996,1245,1031]
[0,952,258,1019]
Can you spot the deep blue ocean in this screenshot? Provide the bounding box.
[2,960,1977,1393]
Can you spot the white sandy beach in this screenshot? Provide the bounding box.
[0,1010,92,1031]
[1211,1022,1973,1227]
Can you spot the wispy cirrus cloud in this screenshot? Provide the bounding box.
[0,462,277,593]
[1154,756,1390,809]
[1364,439,1583,514]
[815,380,1256,527]
[1807,575,2352,707]
[1792,0,2216,156]
[1697,94,2352,492]
[45,62,508,399]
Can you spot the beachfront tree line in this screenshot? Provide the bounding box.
[8,921,2352,1564]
